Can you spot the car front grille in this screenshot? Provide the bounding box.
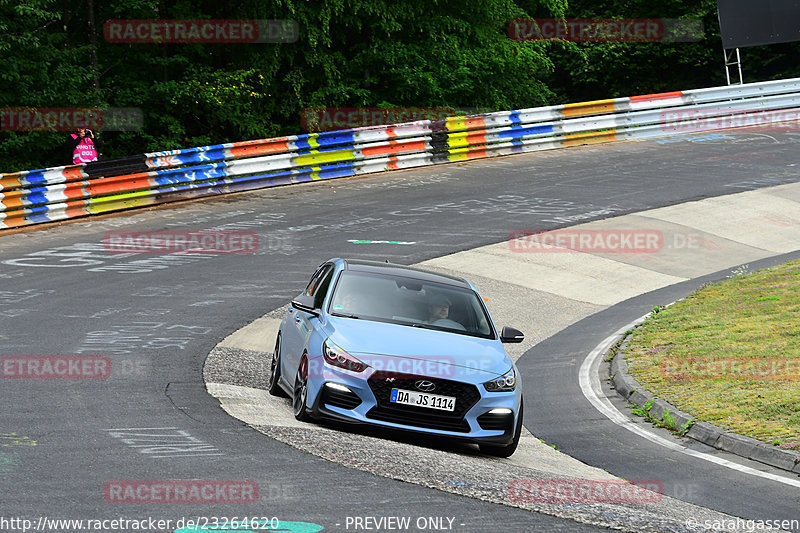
[365,371,480,433]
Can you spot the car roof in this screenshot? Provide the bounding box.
[341,258,471,288]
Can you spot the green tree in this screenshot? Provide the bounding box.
[0,0,100,170]
[544,0,800,102]
[3,0,799,173]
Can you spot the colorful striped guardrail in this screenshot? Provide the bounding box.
[2,77,800,230]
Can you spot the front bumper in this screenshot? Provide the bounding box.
[307,364,521,446]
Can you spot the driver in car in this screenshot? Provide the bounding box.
[427,294,452,323]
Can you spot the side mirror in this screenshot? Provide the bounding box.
[500,326,524,344]
[291,293,319,317]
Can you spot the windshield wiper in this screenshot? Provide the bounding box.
[331,312,360,319]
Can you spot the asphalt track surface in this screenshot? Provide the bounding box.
[523,250,800,525]
[1,127,799,532]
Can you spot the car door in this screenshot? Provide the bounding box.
[282,263,335,386]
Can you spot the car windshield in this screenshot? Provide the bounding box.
[328,270,495,339]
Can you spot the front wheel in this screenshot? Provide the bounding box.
[292,356,312,422]
[267,334,286,397]
[479,400,523,458]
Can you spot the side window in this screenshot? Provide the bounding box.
[304,265,328,297]
[312,267,335,309]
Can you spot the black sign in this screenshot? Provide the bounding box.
[717,0,800,47]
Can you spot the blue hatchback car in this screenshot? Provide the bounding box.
[269,258,525,457]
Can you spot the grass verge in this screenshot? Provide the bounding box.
[631,398,694,436]
[624,259,800,451]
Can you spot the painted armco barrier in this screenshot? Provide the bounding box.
[3,77,800,230]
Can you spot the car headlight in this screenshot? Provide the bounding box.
[323,339,367,373]
[483,368,516,392]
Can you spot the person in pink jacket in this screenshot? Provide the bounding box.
[66,128,99,164]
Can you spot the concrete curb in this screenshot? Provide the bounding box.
[608,312,800,475]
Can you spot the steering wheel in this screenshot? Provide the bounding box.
[431,318,466,331]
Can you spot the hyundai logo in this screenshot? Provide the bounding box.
[414,379,436,392]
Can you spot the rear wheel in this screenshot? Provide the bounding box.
[292,356,312,422]
[479,400,523,458]
[267,334,286,397]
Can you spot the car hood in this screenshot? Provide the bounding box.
[325,316,512,378]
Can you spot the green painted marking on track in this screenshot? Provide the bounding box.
[174,519,324,532]
[347,239,416,245]
[0,451,18,473]
[0,433,36,447]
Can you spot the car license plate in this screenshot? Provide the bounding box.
[390,388,455,412]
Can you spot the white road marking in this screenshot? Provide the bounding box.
[579,316,800,489]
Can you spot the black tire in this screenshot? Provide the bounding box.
[292,356,312,422]
[267,334,286,397]
[479,400,523,458]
